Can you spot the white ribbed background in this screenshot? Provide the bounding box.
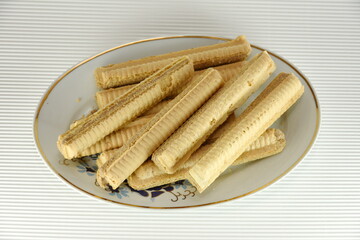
[1,0,359,239]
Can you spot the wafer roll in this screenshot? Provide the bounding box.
[96,85,171,111]
[172,61,248,97]
[95,61,247,108]
[97,69,224,189]
[96,149,116,168]
[72,103,169,158]
[141,100,171,115]
[205,114,236,144]
[96,113,235,168]
[232,128,286,165]
[188,72,304,192]
[96,86,172,115]
[57,57,194,159]
[152,52,276,174]
[95,85,135,109]
[95,36,251,88]
[127,128,285,190]
[74,114,154,158]
[70,115,88,130]
[202,61,248,84]
[82,106,233,158]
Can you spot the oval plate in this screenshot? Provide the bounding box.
[33,36,320,209]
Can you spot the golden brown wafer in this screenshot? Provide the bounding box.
[70,116,87,130]
[125,128,285,190]
[172,61,248,97]
[97,68,224,189]
[204,114,236,144]
[74,114,154,158]
[85,108,234,159]
[187,72,304,192]
[95,85,135,109]
[232,128,286,165]
[57,57,194,159]
[200,61,248,84]
[152,52,276,174]
[96,85,171,114]
[140,100,171,116]
[95,61,247,109]
[96,149,116,168]
[95,36,251,88]
[96,113,235,169]
[69,109,98,130]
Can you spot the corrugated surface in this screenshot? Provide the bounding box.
[0,0,359,239]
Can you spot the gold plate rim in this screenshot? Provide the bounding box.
[33,35,321,209]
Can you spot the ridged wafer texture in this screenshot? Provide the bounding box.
[57,57,194,159]
[96,149,117,168]
[201,61,248,84]
[232,128,286,165]
[90,65,239,159]
[204,114,236,144]
[187,72,304,193]
[97,68,224,189]
[96,113,234,169]
[95,85,135,109]
[127,128,285,190]
[152,51,276,174]
[172,61,248,96]
[141,101,171,115]
[74,114,154,158]
[95,113,235,168]
[95,61,247,108]
[95,36,250,88]
[69,109,98,130]
[96,85,172,115]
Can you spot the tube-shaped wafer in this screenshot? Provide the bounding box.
[204,114,236,144]
[96,113,236,168]
[199,61,248,84]
[141,101,171,115]
[232,128,286,166]
[95,36,251,88]
[69,111,96,130]
[187,72,304,192]
[96,149,115,168]
[126,128,285,190]
[72,100,170,158]
[95,85,135,109]
[95,61,247,109]
[152,52,276,174]
[172,61,248,97]
[57,57,194,159]
[97,69,224,189]
[72,103,171,158]
[74,114,154,158]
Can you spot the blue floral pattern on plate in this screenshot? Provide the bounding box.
[71,154,197,202]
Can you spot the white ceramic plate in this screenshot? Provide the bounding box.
[33,36,320,209]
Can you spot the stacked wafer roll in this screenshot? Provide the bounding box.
[95,61,247,109]
[123,128,285,190]
[152,51,276,174]
[57,57,194,159]
[97,68,224,189]
[96,115,235,167]
[95,36,251,88]
[57,35,305,193]
[96,115,286,190]
[187,72,304,192]
[74,115,154,158]
[127,128,285,190]
[76,62,248,158]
